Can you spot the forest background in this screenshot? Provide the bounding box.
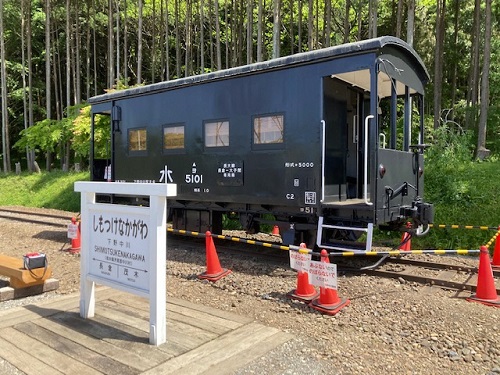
[0,0,499,249]
[0,0,498,170]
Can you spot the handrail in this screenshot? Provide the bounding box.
[321,120,326,203]
[364,115,374,206]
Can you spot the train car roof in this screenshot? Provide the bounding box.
[88,36,429,106]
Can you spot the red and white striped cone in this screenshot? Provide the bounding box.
[309,249,350,315]
[287,243,319,302]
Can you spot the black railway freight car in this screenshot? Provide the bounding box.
[88,36,434,252]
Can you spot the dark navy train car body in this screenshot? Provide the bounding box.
[88,36,434,251]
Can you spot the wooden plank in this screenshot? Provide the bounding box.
[32,316,157,372]
[166,299,247,331]
[111,293,252,325]
[99,299,218,348]
[107,294,240,335]
[0,335,65,375]
[167,296,253,325]
[0,326,102,375]
[142,322,284,375]
[200,331,293,375]
[14,321,140,375]
[51,310,180,363]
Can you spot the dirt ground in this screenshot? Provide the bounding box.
[0,207,500,375]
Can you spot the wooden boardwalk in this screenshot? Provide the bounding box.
[0,288,292,375]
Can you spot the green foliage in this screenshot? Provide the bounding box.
[0,171,89,212]
[409,124,499,250]
[72,105,111,159]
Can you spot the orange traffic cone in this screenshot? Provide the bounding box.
[272,225,280,236]
[309,249,350,315]
[491,229,500,270]
[287,243,319,302]
[198,231,232,282]
[68,217,81,254]
[467,246,500,307]
[399,222,412,251]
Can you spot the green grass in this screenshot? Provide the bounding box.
[0,170,89,212]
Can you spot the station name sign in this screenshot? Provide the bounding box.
[90,211,150,292]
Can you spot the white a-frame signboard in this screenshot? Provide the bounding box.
[74,182,177,346]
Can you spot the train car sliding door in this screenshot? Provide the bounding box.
[322,77,363,203]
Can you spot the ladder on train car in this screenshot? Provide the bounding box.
[316,216,373,253]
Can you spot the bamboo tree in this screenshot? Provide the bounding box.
[246,0,253,64]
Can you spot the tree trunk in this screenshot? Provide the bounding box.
[369,0,378,38]
[116,0,121,84]
[200,0,205,72]
[215,0,222,69]
[272,0,280,58]
[307,0,313,50]
[344,0,350,43]
[407,0,415,46]
[66,0,71,109]
[247,0,253,64]
[325,0,331,47]
[137,0,143,83]
[466,0,481,129]
[396,0,403,38]
[165,0,170,80]
[450,0,459,120]
[85,0,90,99]
[476,0,492,160]
[257,0,263,61]
[45,0,51,118]
[75,0,81,104]
[185,0,192,76]
[0,0,11,172]
[433,0,446,129]
[175,0,181,77]
[124,0,128,83]
[107,0,114,88]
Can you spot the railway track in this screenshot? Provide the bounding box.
[353,256,500,295]
[1,207,498,295]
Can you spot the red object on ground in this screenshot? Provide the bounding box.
[287,243,318,302]
[309,249,350,315]
[69,217,81,254]
[198,231,232,282]
[467,246,500,308]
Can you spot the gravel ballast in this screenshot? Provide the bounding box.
[0,208,499,375]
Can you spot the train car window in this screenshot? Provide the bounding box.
[204,120,229,147]
[253,114,284,146]
[128,128,147,152]
[163,124,185,150]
